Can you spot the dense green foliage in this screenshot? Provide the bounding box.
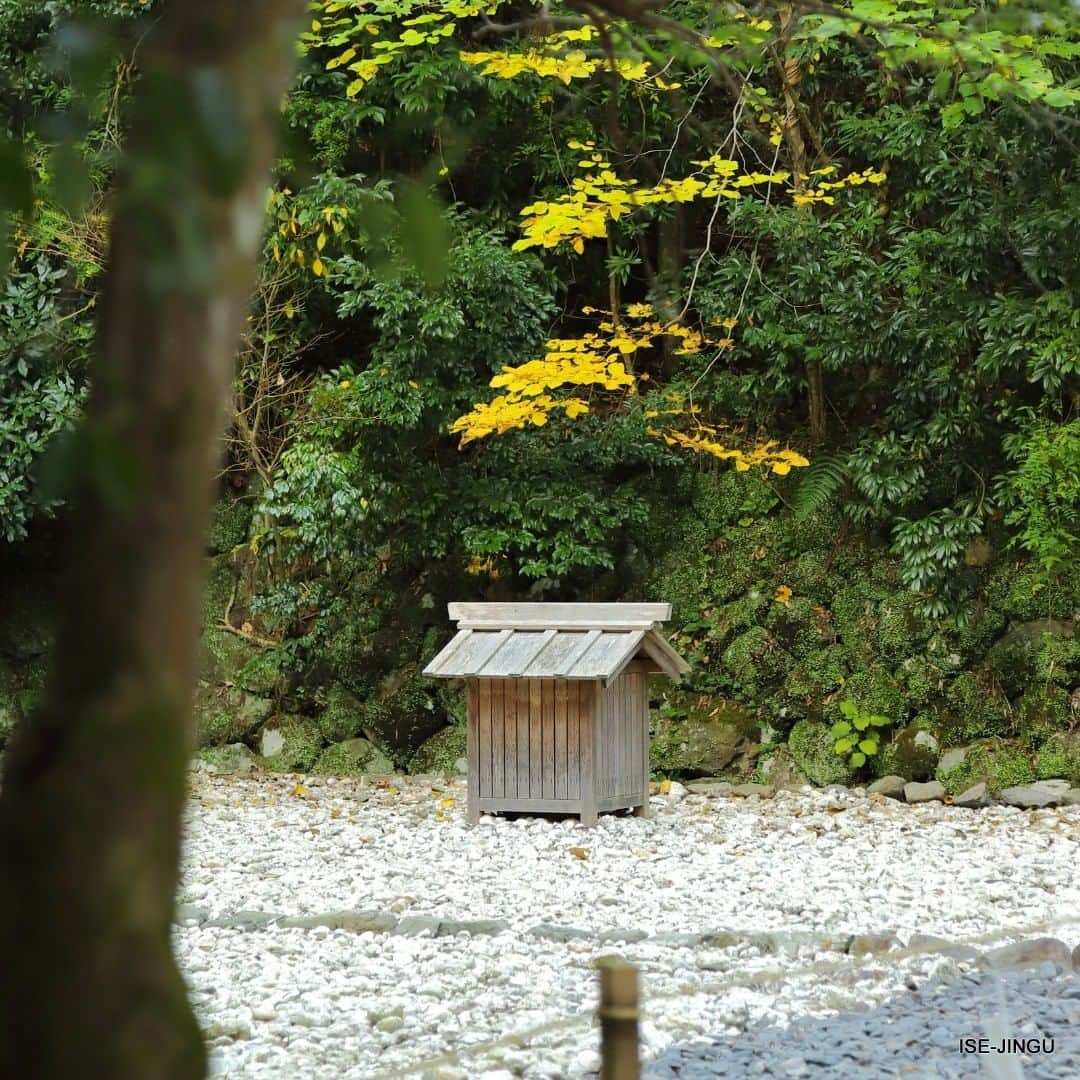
[1,0,1078,781]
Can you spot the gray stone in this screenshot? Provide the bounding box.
[981,937,1072,972]
[937,747,969,773]
[684,779,734,797]
[435,918,508,937]
[904,781,946,803]
[206,910,281,930]
[278,909,398,933]
[848,932,900,957]
[651,932,707,948]
[1073,944,1080,971]
[174,903,211,925]
[952,782,989,808]
[908,933,980,963]
[528,923,593,943]
[756,749,809,791]
[596,928,648,944]
[867,776,907,800]
[195,742,259,774]
[393,915,443,937]
[731,782,775,799]
[1064,788,1080,806]
[375,1015,404,1034]
[999,782,1069,809]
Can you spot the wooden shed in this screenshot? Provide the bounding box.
[423,603,689,825]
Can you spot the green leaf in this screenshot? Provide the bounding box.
[839,700,858,719]
[853,715,870,731]
[858,739,878,755]
[850,751,867,768]
[48,143,92,217]
[0,137,32,217]
[834,736,857,754]
[831,721,852,738]
[395,180,449,289]
[869,714,891,727]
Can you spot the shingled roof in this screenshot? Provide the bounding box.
[422,603,690,683]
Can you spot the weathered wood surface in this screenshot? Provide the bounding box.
[448,602,671,629]
[468,672,648,826]
[425,626,686,680]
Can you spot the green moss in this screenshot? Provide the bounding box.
[260,715,325,773]
[207,496,254,555]
[894,655,946,709]
[434,680,467,726]
[722,627,791,697]
[312,737,393,777]
[650,691,758,777]
[1033,630,1080,686]
[876,591,932,658]
[0,662,19,749]
[777,506,844,559]
[985,561,1080,622]
[317,684,364,744]
[936,671,1012,745]
[199,625,280,695]
[201,553,238,629]
[710,594,771,651]
[779,645,851,725]
[983,618,1074,697]
[192,685,274,748]
[952,605,1008,663]
[409,725,467,775]
[878,723,939,781]
[765,597,829,658]
[830,583,883,661]
[195,744,260,773]
[833,668,907,727]
[935,739,1036,795]
[1015,685,1069,748]
[363,664,442,763]
[787,719,857,787]
[1035,734,1080,784]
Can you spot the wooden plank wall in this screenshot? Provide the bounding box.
[475,677,589,801]
[595,673,647,801]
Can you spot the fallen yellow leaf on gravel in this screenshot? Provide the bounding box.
[569,846,589,860]
[440,797,455,808]
[292,784,308,797]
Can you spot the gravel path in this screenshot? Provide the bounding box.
[176,772,1080,1078]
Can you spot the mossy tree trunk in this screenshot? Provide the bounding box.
[0,3,305,1077]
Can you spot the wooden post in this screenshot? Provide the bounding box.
[599,961,640,1080]
[466,679,480,825]
[579,682,598,826]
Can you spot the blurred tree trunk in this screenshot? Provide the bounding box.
[777,5,827,444]
[0,3,305,1078]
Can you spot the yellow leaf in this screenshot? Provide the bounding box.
[311,257,325,277]
[569,846,589,860]
[317,231,327,251]
[660,779,672,794]
[292,783,308,797]
[571,237,585,255]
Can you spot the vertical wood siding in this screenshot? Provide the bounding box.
[471,675,644,812]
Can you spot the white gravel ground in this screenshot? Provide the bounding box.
[175,772,1080,1079]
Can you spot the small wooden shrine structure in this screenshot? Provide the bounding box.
[423,602,689,825]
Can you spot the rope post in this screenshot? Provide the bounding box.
[598,960,640,1080]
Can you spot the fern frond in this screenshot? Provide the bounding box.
[793,454,849,520]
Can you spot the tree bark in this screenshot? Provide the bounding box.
[0,3,305,1077]
[777,5,827,444]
